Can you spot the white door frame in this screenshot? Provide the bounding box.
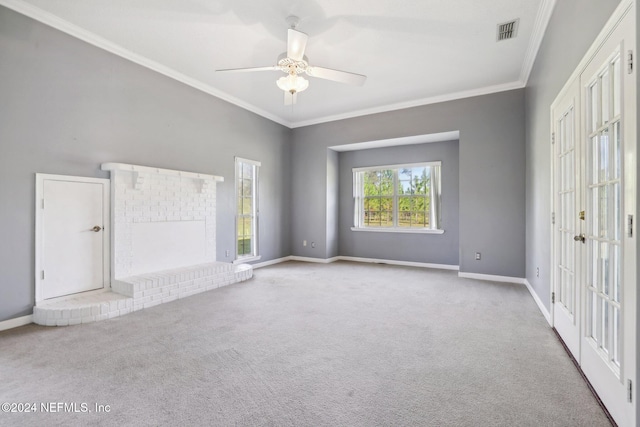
[35,173,111,304]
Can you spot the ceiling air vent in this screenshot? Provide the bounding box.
[497,19,519,41]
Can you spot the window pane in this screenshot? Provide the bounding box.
[601,70,610,125]
[356,163,440,230]
[236,159,258,258]
[590,82,599,132]
[364,171,380,196]
[412,212,426,227]
[398,196,411,212]
[379,170,394,196]
[242,163,252,179]
[243,197,252,215]
[366,197,380,211]
[613,57,621,117]
[398,211,411,227]
[412,167,429,195]
[381,211,393,227]
[398,180,412,195]
[600,129,609,182]
[411,196,427,212]
[242,178,252,196]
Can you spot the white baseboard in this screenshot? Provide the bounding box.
[458,272,526,285]
[524,279,552,326]
[338,256,459,271]
[251,256,293,269]
[289,256,340,264]
[0,314,33,332]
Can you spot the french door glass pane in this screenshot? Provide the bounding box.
[613,122,621,179]
[590,83,599,132]
[612,57,621,117]
[601,70,610,125]
[600,129,609,182]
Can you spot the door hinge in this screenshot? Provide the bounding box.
[628,50,634,74]
[551,132,555,145]
[628,215,634,238]
[551,212,555,225]
[41,270,45,280]
[628,379,633,403]
[551,292,555,304]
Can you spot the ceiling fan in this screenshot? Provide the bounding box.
[216,16,367,105]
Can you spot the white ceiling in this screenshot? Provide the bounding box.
[2,0,555,128]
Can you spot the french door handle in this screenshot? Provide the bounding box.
[91,226,102,232]
[573,233,586,243]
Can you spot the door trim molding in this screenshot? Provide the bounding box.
[35,173,111,304]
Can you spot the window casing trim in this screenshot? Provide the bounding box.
[235,157,260,260]
[353,161,442,232]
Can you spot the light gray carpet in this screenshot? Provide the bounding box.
[0,261,611,426]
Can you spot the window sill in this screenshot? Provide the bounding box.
[350,227,444,235]
[233,255,261,264]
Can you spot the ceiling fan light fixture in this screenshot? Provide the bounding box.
[276,74,309,94]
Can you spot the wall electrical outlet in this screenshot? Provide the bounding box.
[225,250,230,257]
[303,240,307,247]
[475,252,481,261]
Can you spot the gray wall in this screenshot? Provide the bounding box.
[0,6,292,321]
[338,141,459,266]
[524,0,621,311]
[292,89,525,277]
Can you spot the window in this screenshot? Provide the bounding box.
[352,162,442,233]
[235,157,260,261]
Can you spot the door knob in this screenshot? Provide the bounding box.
[91,226,102,232]
[573,233,586,243]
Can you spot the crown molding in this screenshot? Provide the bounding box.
[520,0,557,84]
[2,0,545,130]
[290,80,525,128]
[0,0,293,128]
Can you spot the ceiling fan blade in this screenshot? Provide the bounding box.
[216,66,278,73]
[284,91,297,106]
[287,29,308,61]
[306,66,367,86]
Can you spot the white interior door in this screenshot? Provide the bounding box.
[37,175,110,301]
[551,78,581,360]
[579,9,636,426]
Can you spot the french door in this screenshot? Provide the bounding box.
[551,4,636,426]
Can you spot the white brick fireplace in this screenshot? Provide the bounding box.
[101,162,221,278]
[33,163,253,326]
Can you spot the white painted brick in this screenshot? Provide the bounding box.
[70,309,81,319]
[91,306,100,316]
[117,300,127,310]
[143,300,162,309]
[100,304,109,314]
[109,301,119,312]
[81,316,96,324]
[143,287,162,297]
[68,318,81,326]
[95,314,108,322]
[56,319,69,326]
[62,310,71,319]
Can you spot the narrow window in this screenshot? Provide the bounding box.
[353,162,442,233]
[236,157,260,260]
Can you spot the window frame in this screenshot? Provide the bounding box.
[234,157,261,263]
[352,161,444,234]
